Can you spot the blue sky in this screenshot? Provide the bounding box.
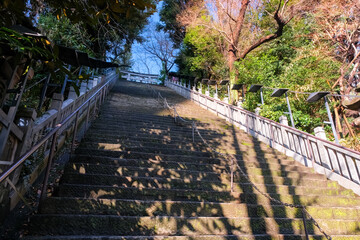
[131,2,163,74]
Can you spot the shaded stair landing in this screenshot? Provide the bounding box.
[24,80,360,239]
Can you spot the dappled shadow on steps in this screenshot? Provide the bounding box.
[24,79,360,239]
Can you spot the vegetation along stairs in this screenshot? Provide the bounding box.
[24,79,360,239]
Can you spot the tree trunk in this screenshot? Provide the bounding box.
[227,46,237,103]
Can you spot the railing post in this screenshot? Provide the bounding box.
[50,93,64,125]
[314,126,330,171]
[192,122,195,143]
[79,81,87,96]
[38,128,59,211]
[255,107,261,134]
[68,86,78,100]
[279,115,289,149]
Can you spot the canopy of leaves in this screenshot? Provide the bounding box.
[1,0,157,59]
[182,25,226,79]
[38,14,95,56]
[158,0,187,47]
[237,16,341,132]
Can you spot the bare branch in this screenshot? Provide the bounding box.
[237,0,293,60]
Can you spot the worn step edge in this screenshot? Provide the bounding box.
[73,149,302,166]
[71,154,315,173]
[66,162,326,181]
[57,184,360,207]
[41,197,360,220]
[71,158,325,179]
[60,173,353,196]
[72,154,302,172]
[23,234,360,240]
[27,214,360,235]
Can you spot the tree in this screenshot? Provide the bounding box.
[1,0,157,28]
[178,0,301,74]
[38,14,94,56]
[311,0,360,96]
[181,25,227,79]
[141,25,177,76]
[1,0,157,59]
[158,0,188,47]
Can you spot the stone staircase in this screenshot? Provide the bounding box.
[24,79,360,239]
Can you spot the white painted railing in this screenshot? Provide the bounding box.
[166,80,360,195]
[120,71,161,85]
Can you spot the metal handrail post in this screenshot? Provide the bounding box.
[260,88,264,105]
[324,96,339,144]
[285,92,295,128]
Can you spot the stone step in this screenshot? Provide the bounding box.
[98,109,175,117]
[92,121,212,134]
[98,110,176,120]
[23,234,360,240]
[89,124,217,139]
[70,155,316,177]
[82,135,205,147]
[63,162,333,188]
[64,163,326,183]
[72,152,302,172]
[86,126,225,140]
[77,141,210,154]
[65,155,341,189]
[41,197,360,220]
[79,139,275,157]
[27,214,360,236]
[75,146,215,158]
[90,120,204,131]
[82,131,264,155]
[57,184,360,207]
[60,173,353,197]
[80,135,280,160]
[84,132,199,144]
[73,149,295,167]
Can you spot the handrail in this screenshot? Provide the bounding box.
[119,70,159,78]
[200,89,360,155]
[166,80,360,196]
[0,74,115,184]
[169,81,360,152]
[120,71,161,85]
[171,81,359,154]
[147,83,331,240]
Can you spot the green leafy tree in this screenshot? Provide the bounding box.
[38,14,94,56]
[158,0,187,48]
[181,25,227,79]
